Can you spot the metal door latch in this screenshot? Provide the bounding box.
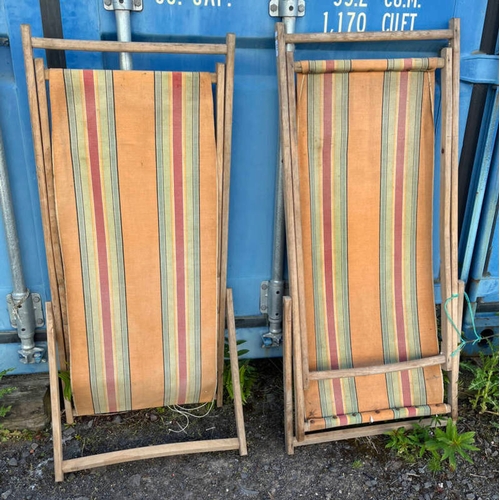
[260,280,288,348]
[18,346,45,364]
[7,292,44,329]
[269,0,305,17]
[7,292,46,364]
[104,0,143,11]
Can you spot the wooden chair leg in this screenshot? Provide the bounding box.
[283,296,294,455]
[226,288,248,456]
[448,279,465,421]
[46,303,64,482]
[63,391,74,425]
[215,62,226,409]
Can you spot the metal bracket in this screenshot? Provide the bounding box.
[7,292,44,329]
[269,0,305,17]
[262,331,282,348]
[260,280,288,348]
[18,345,46,364]
[104,0,143,12]
[260,281,270,314]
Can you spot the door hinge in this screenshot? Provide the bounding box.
[104,0,143,12]
[269,0,305,18]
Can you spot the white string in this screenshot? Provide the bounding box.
[165,402,214,434]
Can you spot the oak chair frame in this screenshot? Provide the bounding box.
[21,24,246,480]
[276,20,463,453]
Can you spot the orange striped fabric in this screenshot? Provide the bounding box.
[296,59,449,431]
[49,69,218,416]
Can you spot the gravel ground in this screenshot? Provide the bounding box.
[1,360,498,500]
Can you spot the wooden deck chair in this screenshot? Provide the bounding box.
[21,25,246,481]
[276,21,464,453]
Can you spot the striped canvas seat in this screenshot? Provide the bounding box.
[296,58,450,431]
[49,69,218,416]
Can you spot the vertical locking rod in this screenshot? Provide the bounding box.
[0,127,42,363]
[262,0,305,348]
[104,0,143,70]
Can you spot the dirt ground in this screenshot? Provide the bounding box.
[1,360,498,500]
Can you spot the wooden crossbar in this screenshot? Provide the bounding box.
[61,439,240,473]
[308,355,446,381]
[285,29,453,44]
[31,36,229,55]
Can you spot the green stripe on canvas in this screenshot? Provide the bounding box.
[63,70,131,414]
[156,72,203,405]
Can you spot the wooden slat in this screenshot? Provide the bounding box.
[30,34,227,55]
[217,33,235,410]
[21,25,73,425]
[450,19,461,377]
[440,47,453,370]
[282,296,294,455]
[226,289,248,456]
[286,50,309,391]
[34,59,69,355]
[294,57,446,73]
[46,303,64,482]
[276,22,306,442]
[215,63,226,408]
[34,58,74,425]
[309,355,446,381]
[285,29,453,44]
[449,279,464,421]
[293,415,450,447]
[61,438,240,473]
[448,19,461,421]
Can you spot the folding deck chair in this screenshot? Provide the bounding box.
[21,25,246,481]
[277,21,464,453]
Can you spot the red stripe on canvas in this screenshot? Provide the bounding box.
[322,73,345,416]
[393,71,412,406]
[83,70,117,412]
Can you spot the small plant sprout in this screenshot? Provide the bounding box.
[425,418,479,471]
[461,343,499,415]
[223,339,258,405]
[0,368,16,419]
[385,417,478,472]
[0,368,16,441]
[58,370,73,402]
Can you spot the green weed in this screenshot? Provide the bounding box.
[0,368,16,422]
[385,417,478,471]
[58,370,73,402]
[461,344,499,415]
[427,454,442,473]
[223,339,258,405]
[425,418,479,471]
[0,428,46,442]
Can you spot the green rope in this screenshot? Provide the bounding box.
[443,291,481,356]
